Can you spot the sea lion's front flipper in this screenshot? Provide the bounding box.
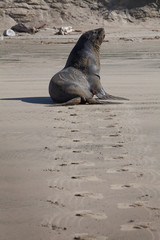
[49,97,82,106]
[86,98,102,104]
[96,88,129,101]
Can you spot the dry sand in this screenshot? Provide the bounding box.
[0,27,160,240]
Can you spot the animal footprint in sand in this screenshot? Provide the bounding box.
[73,150,94,155]
[59,163,68,167]
[71,176,101,182]
[75,211,107,220]
[121,223,150,231]
[71,161,95,167]
[107,124,117,128]
[41,222,67,231]
[110,184,135,190]
[106,168,129,173]
[71,129,79,132]
[109,133,121,137]
[51,225,67,231]
[74,192,103,199]
[74,234,108,240]
[113,156,124,160]
[118,202,145,209]
[112,144,123,148]
[73,139,81,142]
[47,199,65,207]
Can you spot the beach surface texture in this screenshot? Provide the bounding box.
[0,23,160,240]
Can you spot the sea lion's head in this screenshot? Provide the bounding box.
[65,28,105,71]
[81,28,105,49]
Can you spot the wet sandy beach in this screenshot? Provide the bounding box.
[0,34,160,240]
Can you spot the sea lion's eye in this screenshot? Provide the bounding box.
[92,31,98,38]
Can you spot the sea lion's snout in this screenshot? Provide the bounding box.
[93,28,105,36]
[101,28,105,40]
[96,28,105,44]
[98,28,105,33]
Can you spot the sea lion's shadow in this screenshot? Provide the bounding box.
[0,97,123,105]
[0,97,53,105]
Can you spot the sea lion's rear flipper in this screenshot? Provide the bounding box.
[103,92,129,101]
[86,98,123,104]
[96,88,129,101]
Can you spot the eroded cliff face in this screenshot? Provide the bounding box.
[0,0,159,29]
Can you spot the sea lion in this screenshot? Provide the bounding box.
[49,28,127,105]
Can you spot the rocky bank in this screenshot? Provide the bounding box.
[0,0,160,30]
